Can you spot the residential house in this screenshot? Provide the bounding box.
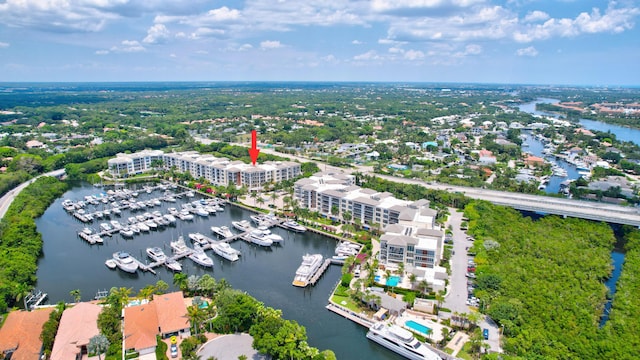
[0,308,55,360]
[478,149,497,165]
[51,302,102,360]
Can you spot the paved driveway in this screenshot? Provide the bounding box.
[197,333,268,360]
[443,208,474,314]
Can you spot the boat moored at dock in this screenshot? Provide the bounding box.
[211,242,241,262]
[281,220,306,233]
[366,322,441,360]
[211,225,234,239]
[292,254,323,287]
[112,251,139,273]
[188,244,214,267]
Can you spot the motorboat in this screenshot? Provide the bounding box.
[120,227,135,238]
[82,227,93,235]
[105,259,117,269]
[335,241,361,256]
[170,236,191,255]
[211,226,234,239]
[112,251,139,273]
[189,232,210,247]
[163,214,177,224]
[144,219,158,230]
[100,223,112,232]
[146,247,167,262]
[366,322,440,360]
[110,220,122,230]
[292,254,323,287]
[186,191,195,197]
[129,224,141,234]
[87,234,103,244]
[168,207,179,215]
[211,242,241,262]
[111,207,121,216]
[250,214,268,226]
[165,258,182,272]
[195,207,209,217]
[232,220,251,232]
[204,205,217,215]
[178,211,194,221]
[188,244,214,267]
[137,222,150,232]
[249,230,273,247]
[256,227,283,244]
[282,220,306,233]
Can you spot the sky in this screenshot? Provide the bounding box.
[0,0,638,85]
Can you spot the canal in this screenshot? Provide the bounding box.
[517,98,629,326]
[35,182,403,359]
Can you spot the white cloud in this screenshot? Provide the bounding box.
[514,3,640,42]
[0,42,9,48]
[110,40,145,53]
[353,50,381,61]
[372,0,486,13]
[260,40,283,50]
[95,49,109,55]
[143,24,170,44]
[404,49,425,60]
[169,53,177,58]
[524,10,550,23]
[516,46,538,56]
[205,6,241,21]
[352,40,363,44]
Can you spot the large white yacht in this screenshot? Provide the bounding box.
[112,251,139,273]
[170,236,191,255]
[211,242,241,262]
[232,220,251,232]
[249,230,274,247]
[211,225,234,239]
[292,254,323,287]
[189,232,210,247]
[281,220,306,233]
[188,244,214,267]
[146,247,167,263]
[366,322,441,360]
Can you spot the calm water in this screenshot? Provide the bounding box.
[35,183,402,360]
[517,98,640,147]
[521,132,581,194]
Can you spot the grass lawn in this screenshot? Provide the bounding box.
[330,294,361,312]
[456,342,474,360]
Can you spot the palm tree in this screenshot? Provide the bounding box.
[397,262,405,276]
[256,196,265,208]
[187,305,205,335]
[14,283,31,310]
[69,289,81,303]
[417,280,430,295]
[88,334,110,360]
[173,273,188,292]
[435,291,445,311]
[409,274,417,289]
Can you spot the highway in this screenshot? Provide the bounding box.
[0,169,66,220]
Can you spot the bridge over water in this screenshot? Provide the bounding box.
[376,175,640,227]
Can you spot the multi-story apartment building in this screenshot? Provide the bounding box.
[108,150,301,190]
[294,172,446,289]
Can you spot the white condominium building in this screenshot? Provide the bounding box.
[108,150,301,190]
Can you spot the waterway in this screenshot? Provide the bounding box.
[35,183,403,359]
[517,98,628,326]
[521,132,580,194]
[517,98,640,147]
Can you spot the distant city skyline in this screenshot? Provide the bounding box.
[0,0,638,86]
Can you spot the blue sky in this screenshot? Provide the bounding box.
[0,0,638,85]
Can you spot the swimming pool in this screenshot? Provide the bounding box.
[405,320,431,335]
[386,276,400,287]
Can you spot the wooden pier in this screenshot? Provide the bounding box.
[309,258,333,286]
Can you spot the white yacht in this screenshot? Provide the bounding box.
[112,252,139,273]
[211,242,241,262]
[165,258,182,272]
[232,220,251,232]
[188,244,214,267]
[366,322,441,360]
[257,227,284,244]
[110,220,122,230]
[144,219,158,230]
[250,214,268,226]
[163,214,177,224]
[195,207,209,217]
[249,230,274,247]
[211,226,234,239]
[100,223,112,232]
[137,222,150,232]
[170,236,191,255]
[178,210,194,221]
[146,247,167,263]
[292,254,323,287]
[188,232,210,247]
[120,227,135,238]
[281,220,306,233]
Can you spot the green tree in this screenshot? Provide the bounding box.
[88,334,110,360]
[70,289,81,303]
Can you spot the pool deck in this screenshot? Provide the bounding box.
[394,310,449,343]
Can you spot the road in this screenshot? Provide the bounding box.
[0,169,65,220]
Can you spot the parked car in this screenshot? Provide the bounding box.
[170,343,178,358]
[483,328,489,340]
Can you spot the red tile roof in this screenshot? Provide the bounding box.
[124,302,159,352]
[153,292,189,335]
[0,308,55,360]
[51,302,102,360]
